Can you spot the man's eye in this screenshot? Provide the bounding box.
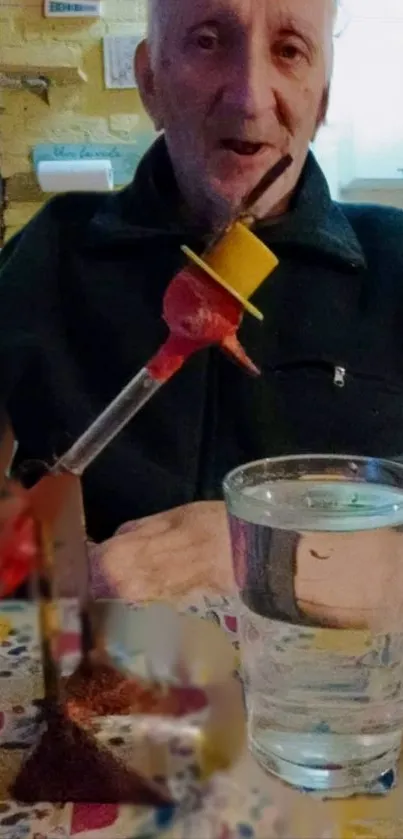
[194,30,219,51]
[276,41,306,64]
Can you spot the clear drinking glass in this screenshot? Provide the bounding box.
[223,455,403,795]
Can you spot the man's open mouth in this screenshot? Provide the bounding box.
[220,139,265,156]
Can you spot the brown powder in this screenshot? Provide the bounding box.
[11,658,207,805]
[11,706,173,805]
[65,659,207,723]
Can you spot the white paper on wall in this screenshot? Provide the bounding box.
[103,35,142,90]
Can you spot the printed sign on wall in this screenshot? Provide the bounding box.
[44,0,102,17]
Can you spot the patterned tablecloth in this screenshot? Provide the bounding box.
[1,595,403,839]
[0,596,291,839]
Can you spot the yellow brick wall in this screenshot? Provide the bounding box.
[0,0,155,241]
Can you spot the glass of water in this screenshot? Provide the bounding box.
[223,455,403,796]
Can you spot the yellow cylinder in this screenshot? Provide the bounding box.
[205,222,278,300]
[181,221,279,320]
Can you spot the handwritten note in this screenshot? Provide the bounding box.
[103,35,142,90]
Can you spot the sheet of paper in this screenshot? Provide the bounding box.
[103,35,142,90]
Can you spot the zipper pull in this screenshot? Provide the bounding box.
[333,366,346,388]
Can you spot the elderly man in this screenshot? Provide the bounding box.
[1,0,403,601]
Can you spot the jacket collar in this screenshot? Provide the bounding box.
[256,152,366,268]
[85,135,366,269]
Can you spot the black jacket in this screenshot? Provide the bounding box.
[1,138,403,541]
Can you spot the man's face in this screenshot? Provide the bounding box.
[137,0,333,225]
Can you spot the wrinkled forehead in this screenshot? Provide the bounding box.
[156,0,335,41]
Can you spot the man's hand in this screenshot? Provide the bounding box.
[90,501,235,602]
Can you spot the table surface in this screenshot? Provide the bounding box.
[1,597,403,839]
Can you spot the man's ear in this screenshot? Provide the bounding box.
[319,84,330,125]
[313,84,330,139]
[134,40,164,131]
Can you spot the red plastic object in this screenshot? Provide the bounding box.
[0,472,78,599]
[147,264,259,382]
[0,504,38,597]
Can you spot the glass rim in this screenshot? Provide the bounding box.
[223,453,403,500]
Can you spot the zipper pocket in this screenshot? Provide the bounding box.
[268,360,403,395]
[267,360,347,389]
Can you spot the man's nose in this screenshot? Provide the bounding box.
[222,45,277,119]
